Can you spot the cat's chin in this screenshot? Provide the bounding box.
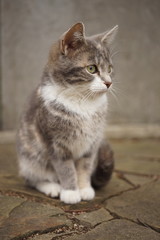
[92,89,108,96]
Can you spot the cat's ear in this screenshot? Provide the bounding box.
[95,25,118,46]
[101,25,118,45]
[60,22,85,55]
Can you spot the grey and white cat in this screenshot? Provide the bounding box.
[17,22,118,204]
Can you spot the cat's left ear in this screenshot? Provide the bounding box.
[100,25,118,45]
[60,22,85,55]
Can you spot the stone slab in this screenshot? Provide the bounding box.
[112,139,160,176]
[115,156,160,176]
[0,195,25,224]
[0,143,17,175]
[96,173,133,199]
[106,181,160,229]
[75,208,113,226]
[123,174,155,186]
[0,195,72,240]
[112,139,160,159]
[66,219,160,240]
[31,233,58,240]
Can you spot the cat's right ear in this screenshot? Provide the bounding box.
[60,23,85,55]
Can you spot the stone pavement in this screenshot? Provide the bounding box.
[0,138,160,240]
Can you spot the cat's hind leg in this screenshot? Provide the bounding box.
[91,141,114,189]
[19,156,61,198]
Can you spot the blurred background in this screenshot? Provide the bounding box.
[0,0,160,130]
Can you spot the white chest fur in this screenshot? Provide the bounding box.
[40,83,108,116]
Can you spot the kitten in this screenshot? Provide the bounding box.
[17,22,118,204]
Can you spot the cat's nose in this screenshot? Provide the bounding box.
[104,81,112,89]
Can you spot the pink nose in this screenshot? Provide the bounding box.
[104,81,112,89]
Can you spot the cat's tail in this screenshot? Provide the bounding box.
[91,141,114,189]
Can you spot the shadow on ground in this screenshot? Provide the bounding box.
[0,139,160,240]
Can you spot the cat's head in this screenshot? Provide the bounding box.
[48,22,118,98]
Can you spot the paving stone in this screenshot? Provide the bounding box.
[112,140,160,182]
[30,226,74,240]
[112,139,160,158]
[0,196,72,240]
[31,233,57,240]
[124,174,154,186]
[30,228,77,240]
[0,195,25,223]
[106,181,160,228]
[0,143,17,175]
[66,219,160,240]
[59,198,103,215]
[75,208,113,226]
[96,173,134,199]
[115,155,160,176]
[113,140,160,176]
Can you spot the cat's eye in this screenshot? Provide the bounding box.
[108,64,113,74]
[86,65,98,74]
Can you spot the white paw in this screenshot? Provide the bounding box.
[80,186,95,201]
[36,182,61,198]
[60,189,81,204]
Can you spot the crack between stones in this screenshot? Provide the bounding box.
[0,189,61,207]
[114,169,160,179]
[102,185,140,202]
[50,218,115,240]
[10,224,70,240]
[106,208,160,234]
[137,218,160,233]
[115,171,160,188]
[10,212,95,240]
[50,231,80,240]
[8,200,27,218]
[115,171,137,187]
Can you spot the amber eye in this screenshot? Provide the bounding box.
[86,65,98,74]
[108,64,112,74]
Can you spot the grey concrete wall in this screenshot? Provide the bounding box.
[1,0,160,130]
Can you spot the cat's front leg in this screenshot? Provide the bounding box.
[53,158,81,204]
[76,154,96,201]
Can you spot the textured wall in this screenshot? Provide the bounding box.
[1,0,160,129]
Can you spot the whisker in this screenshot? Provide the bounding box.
[109,88,121,107]
[110,50,121,59]
[112,85,128,98]
[81,90,93,103]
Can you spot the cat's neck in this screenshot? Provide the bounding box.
[40,81,108,117]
